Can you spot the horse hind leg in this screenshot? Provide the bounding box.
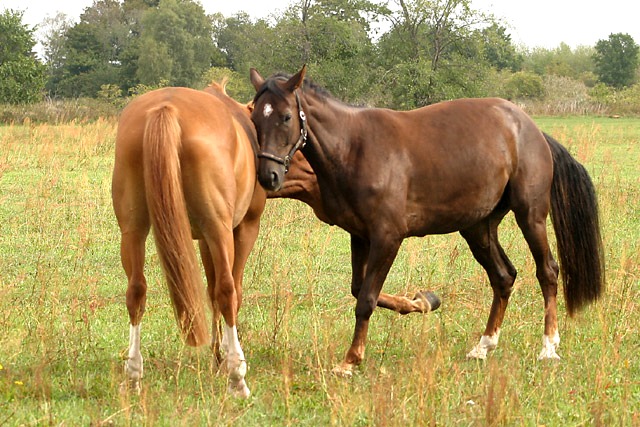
[461,218,517,360]
[514,208,561,360]
[202,222,251,398]
[350,235,441,315]
[199,240,223,365]
[119,228,149,393]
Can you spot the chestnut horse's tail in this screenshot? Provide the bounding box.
[544,132,605,316]
[143,103,209,346]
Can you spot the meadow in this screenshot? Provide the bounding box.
[0,116,638,425]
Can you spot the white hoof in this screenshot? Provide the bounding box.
[227,360,250,398]
[538,347,561,360]
[228,380,251,398]
[466,332,499,360]
[122,357,143,394]
[466,345,488,360]
[538,334,561,360]
[331,363,354,378]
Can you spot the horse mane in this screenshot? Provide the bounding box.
[253,72,334,104]
[206,78,229,94]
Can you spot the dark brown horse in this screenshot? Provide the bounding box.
[112,82,267,397]
[249,66,604,377]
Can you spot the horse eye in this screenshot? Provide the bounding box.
[283,113,292,123]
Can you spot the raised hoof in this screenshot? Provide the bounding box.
[413,290,441,312]
[331,363,354,378]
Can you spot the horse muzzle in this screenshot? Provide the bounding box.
[257,159,286,192]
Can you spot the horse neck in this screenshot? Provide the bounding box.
[302,94,356,178]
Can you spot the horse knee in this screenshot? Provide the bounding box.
[354,295,376,320]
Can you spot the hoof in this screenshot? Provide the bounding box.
[228,380,251,398]
[227,360,250,398]
[538,348,561,361]
[119,379,141,395]
[413,290,441,312]
[466,347,488,360]
[331,363,354,378]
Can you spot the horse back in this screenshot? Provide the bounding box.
[347,98,551,236]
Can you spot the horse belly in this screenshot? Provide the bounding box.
[406,177,508,236]
[406,206,493,236]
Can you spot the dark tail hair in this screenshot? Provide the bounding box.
[544,132,604,316]
[143,103,209,346]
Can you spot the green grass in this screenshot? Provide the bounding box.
[0,117,638,425]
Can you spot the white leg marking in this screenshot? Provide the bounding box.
[222,324,250,398]
[122,323,143,393]
[538,332,561,360]
[467,330,500,360]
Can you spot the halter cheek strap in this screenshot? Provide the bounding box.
[258,91,308,173]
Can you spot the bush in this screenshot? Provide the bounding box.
[603,84,640,115]
[0,97,119,124]
[504,71,544,100]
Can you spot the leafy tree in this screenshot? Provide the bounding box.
[214,12,277,73]
[49,0,214,97]
[521,43,595,86]
[377,0,495,107]
[137,0,217,87]
[593,33,639,88]
[39,13,73,95]
[51,0,130,97]
[481,23,522,71]
[302,0,383,103]
[56,22,110,96]
[0,9,46,103]
[215,0,384,104]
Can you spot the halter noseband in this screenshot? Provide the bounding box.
[257,91,308,173]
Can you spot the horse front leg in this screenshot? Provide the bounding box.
[333,234,402,377]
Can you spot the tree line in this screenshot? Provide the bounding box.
[1,0,639,112]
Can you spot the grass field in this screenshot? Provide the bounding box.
[0,116,638,425]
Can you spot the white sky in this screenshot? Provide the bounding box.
[3,0,639,50]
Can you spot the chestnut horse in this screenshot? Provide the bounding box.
[250,66,604,377]
[112,83,267,397]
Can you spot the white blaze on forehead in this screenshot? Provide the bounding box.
[263,103,273,117]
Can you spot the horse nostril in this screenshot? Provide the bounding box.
[271,171,280,188]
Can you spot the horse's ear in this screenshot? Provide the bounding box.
[250,68,265,92]
[285,64,306,92]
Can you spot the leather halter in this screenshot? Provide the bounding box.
[257,91,308,173]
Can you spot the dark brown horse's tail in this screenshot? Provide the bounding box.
[544,132,604,316]
[143,103,209,346]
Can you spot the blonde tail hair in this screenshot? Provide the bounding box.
[143,103,209,346]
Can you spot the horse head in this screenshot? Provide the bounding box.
[250,65,308,192]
